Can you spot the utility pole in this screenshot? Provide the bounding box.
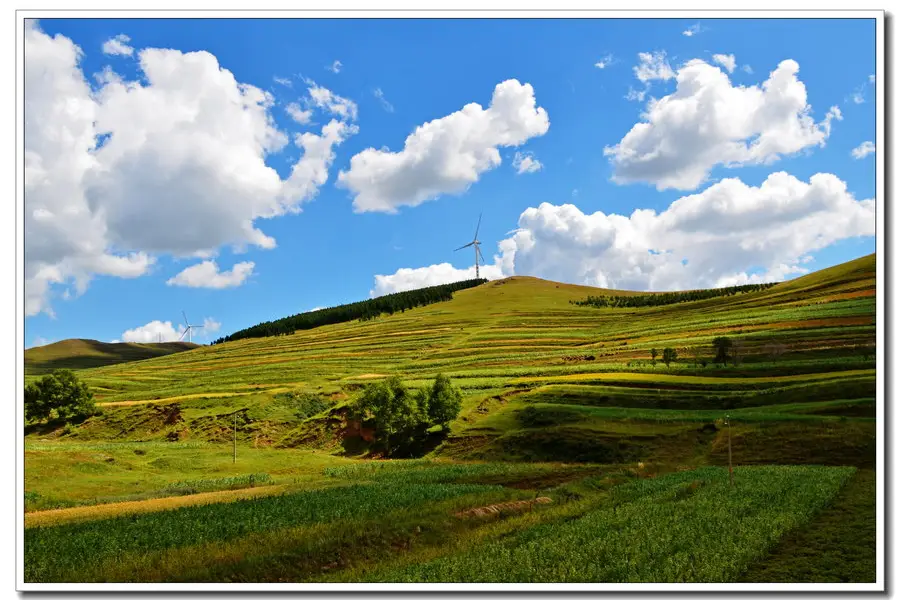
[233,412,237,464]
[726,413,733,486]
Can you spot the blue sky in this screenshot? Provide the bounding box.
[24,17,877,347]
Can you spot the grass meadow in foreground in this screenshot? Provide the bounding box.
[351,466,856,583]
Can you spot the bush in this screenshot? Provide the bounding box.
[24,370,97,424]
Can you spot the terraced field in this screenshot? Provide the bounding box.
[24,253,878,584]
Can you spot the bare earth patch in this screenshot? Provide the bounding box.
[455,497,552,518]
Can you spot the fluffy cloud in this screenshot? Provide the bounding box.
[338,79,549,213]
[285,102,312,124]
[513,151,543,174]
[166,260,255,289]
[25,22,356,315]
[102,34,133,56]
[120,320,186,343]
[852,141,876,159]
[120,316,219,342]
[371,262,505,297]
[327,59,342,74]
[496,172,874,290]
[605,58,841,191]
[712,53,736,73]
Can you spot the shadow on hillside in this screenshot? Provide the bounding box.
[340,429,450,459]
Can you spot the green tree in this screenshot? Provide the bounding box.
[712,337,733,365]
[24,370,97,424]
[650,348,658,366]
[426,373,462,430]
[354,376,424,455]
[662,347,677,368]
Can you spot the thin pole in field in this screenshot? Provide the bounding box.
[726,413,733,486]
[233,411,237,464]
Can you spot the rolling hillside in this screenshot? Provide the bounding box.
[29,254,875,464]
[24,254,877,584]
[25,339,199,376]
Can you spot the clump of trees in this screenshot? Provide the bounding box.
[25,370,98,424]
[571,282,777,309]
[662,347,677,368]
[351,374,462,456]
[212,279,487,344]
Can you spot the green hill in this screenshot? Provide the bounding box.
[32,254,875,464]
[23,254,877,584]
[25,339,199,376]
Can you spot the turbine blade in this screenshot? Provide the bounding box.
[179,329,187,341]
[182,311,189,326]
[454,242,475,251]
[476,246,485,265]
[474,212,482,240]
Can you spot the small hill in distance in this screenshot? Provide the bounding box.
[25,339,199,376]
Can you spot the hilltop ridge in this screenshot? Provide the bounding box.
[25,339,199,376]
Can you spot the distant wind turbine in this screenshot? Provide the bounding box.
[179,311,204,343]
[454,213,485,279]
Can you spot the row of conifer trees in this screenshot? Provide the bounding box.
[571,282,777,309]
[211,279,487,344]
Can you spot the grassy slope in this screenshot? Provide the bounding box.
[23,254,878,584]
[25,339,199,376]
[26,255,875,464]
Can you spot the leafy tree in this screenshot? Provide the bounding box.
[353,376,422,455]
[426,373,463,430]
[353,374,462,456]
[650,348,658,366]
[24,370,97,424]
[662,347,677,368]
[712,337,733,365]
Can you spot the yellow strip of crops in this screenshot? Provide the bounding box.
[25,484,288,528]
[512,369,875,386]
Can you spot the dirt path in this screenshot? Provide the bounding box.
[25,484,287,528]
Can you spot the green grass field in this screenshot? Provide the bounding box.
[23,253,878,584]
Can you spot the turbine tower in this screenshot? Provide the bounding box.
[454,213,485,279]
[179,311,204,343]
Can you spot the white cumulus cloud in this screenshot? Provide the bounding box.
[327,60,342,74]
[371,262,505,297]
[852,141,876,159]
[166,260,255,289]
[121,320,186,343]
[102,34,133,56]
[495,172,874,291]
[513,151,543,174]
[24,22,357,316]
[338,79,549,213]
[605,58,841,191]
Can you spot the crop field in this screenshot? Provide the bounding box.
[23,254,878,583]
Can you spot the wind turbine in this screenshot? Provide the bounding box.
[454,213,485,279]
[179,311,204,343]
